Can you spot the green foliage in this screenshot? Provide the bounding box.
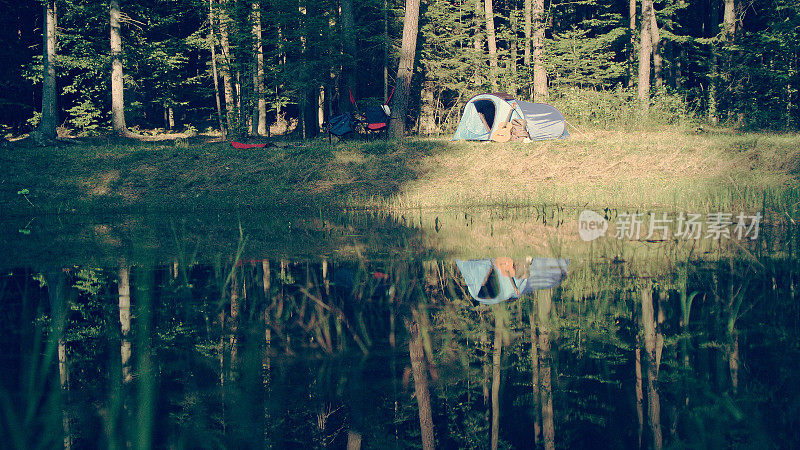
[3,0,799,137]
[546,4,627,89]
[550,86,692,129]
[65,99,104,134]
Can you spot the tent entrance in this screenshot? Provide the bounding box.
[472,99,497,132]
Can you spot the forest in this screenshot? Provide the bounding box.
[2,0,798,142]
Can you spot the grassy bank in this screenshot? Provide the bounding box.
[1,127,798,215]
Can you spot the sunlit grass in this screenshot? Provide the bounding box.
[1,128,798,216]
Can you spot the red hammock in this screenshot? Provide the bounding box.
[231,141,268,149]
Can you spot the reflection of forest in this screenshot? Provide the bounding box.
[1,253,798,449]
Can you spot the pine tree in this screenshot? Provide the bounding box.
[389,0,421,138]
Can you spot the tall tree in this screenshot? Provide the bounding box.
[406,309,434,450]
[36,0,58,144]
[722,0,736,122]
[532,0,547,101]
[638,0,654,109]
[252,0,266,135]
[340,0,357,112]
[491,306,504,450]
[524,0,532,97]
[538,289,555,450]
[119,266,132,384]
[648,3,662,88]
[110,0,128,135]
[389,0,421,138]
[524,0,532,67]
[529,307,541,447]
[218,0,236,134]
[209,0,226,138]
[46,270,71,450]
[628,0,636,87]
[707,0,719,123]
[384,0,390,102]
[641,285,663,450]
[484,0,499,90]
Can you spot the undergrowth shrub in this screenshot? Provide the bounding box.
[550,86,696,130]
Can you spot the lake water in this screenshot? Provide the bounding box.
[1,206,798,449]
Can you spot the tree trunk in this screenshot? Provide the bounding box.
[635,334,644,450]
[389,0,421,138]
[219,0,236,134]
[119,266,132,384]
[46,270,71,450]
[37,0,57,143]
[628,0,636,88]
[707,0,719,124]
[641,286,662,450]
[110,0,128,135]
[300,3,319,139]
[729,331,739,394]
[252,0,267,135]
[538,290,555,450]
[474,0,483,53]
[209,0,226,138]
[723,0,736,123]
[347,430,362,450]
[229,271,240,379]
[384,0,389,102]
[408,312,435,450]
[648,4,662,89]
[419,78,436,134]
[723,0,735,41]
[530,310,541,447]
[235,70,243,130]
[524,0,531,67]
[341,0,357,112]
[484,0,498,91]
[510,11,518,97]
[318,85,325,131]
[473,0,484,87]
[532,0,547,102]
[491,308,503,450]
[638,0,653,109]
[302,88,319,139]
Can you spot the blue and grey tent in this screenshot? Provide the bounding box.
[455,258,569,305]
[452,93,569,141]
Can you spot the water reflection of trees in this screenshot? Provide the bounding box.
[1,252,799,449]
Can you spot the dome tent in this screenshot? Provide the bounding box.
[452,93,569,141]
[455,258,569,305]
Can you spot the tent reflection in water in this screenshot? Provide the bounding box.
[456,258,569,304]
[451,93,569,141]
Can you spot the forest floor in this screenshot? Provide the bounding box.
[1,126,799,216]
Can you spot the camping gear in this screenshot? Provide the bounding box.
[456,258,569,304]
[360,105,390,131]
[489,107,515,142]
[231,141,269,149]
[452,93,568,141]
[348,87,394,133]
[324,112,357,140]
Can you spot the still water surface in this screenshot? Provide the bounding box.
[1,206,798,449]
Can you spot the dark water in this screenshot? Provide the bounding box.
[1,207,798,449]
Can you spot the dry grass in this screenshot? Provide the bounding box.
[1,128,798,216]
[375,129,800,211]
